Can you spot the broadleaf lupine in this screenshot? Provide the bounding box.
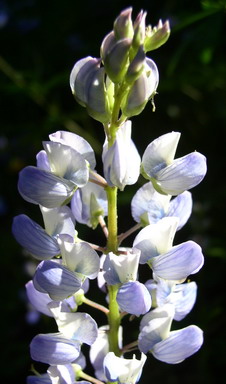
[13,7,206,384]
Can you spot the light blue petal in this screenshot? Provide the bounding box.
[131,181,170,224]
[33,260,82,301]
[40,205,75,238]
[47,365,75,384]
[152,325,203,364]
[167,191,192,230]
[59,241,100,279]
[36,150,51,171]
[26,280,53,317]
[117,281,151,315]
[138,304,174,353]
[102,121,140,190]
[102,253,121,285]
[12,214,59,260]
[155,152,207,195]
[171,282,197,321]
[30,333,81,365]
[43,142,89,187]
[49,130,96,170]
[49,303,98,345]
[27,374,51,384]
[18,166,76,208]
[151,241,204,281]
[142,132,180,178]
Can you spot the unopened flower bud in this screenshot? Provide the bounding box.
[125,45,146,84]
[122,57,159,117]
[86,66,112,123]
[104,38,132,83]
[132,10,147,50]
[70,57,112,123]
[113,7,134,40]
[70,56,100,106]
[144,20,170,52]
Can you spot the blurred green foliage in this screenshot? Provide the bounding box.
[0,0,226,383]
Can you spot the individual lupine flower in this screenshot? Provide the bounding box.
[70,57,112,123]
[103,248,151,315]
[48,302,98,346]
[89,325,123,381]
[12,205,75,260]
[18,136,91,207]
[33,238,100,301]
[49,130,96,170]
[133,217,204,281]
[102,120,141,190]
[145,277,198,321]
[25,279,89,318]
[131,181,192,228]
[71,181,107,228]
[138,304,203,363]
[103,352,147,384]
[141,131,207,195]
[30,304,98,366]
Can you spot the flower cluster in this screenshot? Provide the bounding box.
[13,8,207,384]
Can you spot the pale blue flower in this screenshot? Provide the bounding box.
[12,206,75,260]
[18,134,92,208]
[141,131,207,195]
[138,304,203,363]
[48,303,98,346]
[103,249,151,315]
[103,352,147,384]
[145,277,197,321]
[131,181,192,229]
[102,120,141,190]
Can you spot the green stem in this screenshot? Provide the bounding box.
[107,284,121,356]
[106,186,118,253]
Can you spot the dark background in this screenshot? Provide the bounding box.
[1,0,226,383]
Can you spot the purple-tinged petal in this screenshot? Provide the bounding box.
[12,214,59,260]
[151,241,204,281]
[59,240,100,279]
[117,281,151,315]
[138,304,174,353]
[102,120,140,190]
[142,132,181,179]
[167,191,192,230]
[133,217,178,264]
[131,181,170,225]
[18,166,76,208]
[71,181,107,228]
[103,249,140,285]
[30,333,81,365]
[43,142,89,187]
[26,280,53,317]
[49,304,98,345]
[33,260,82,301]
[40,206,75,238]
[49,130,96,170]
[36,150,51,171]
[170,282,197,321]
[47,365,75,384]
[27,374,51,384]
[154,152,207,195]
[152,325,203,364]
